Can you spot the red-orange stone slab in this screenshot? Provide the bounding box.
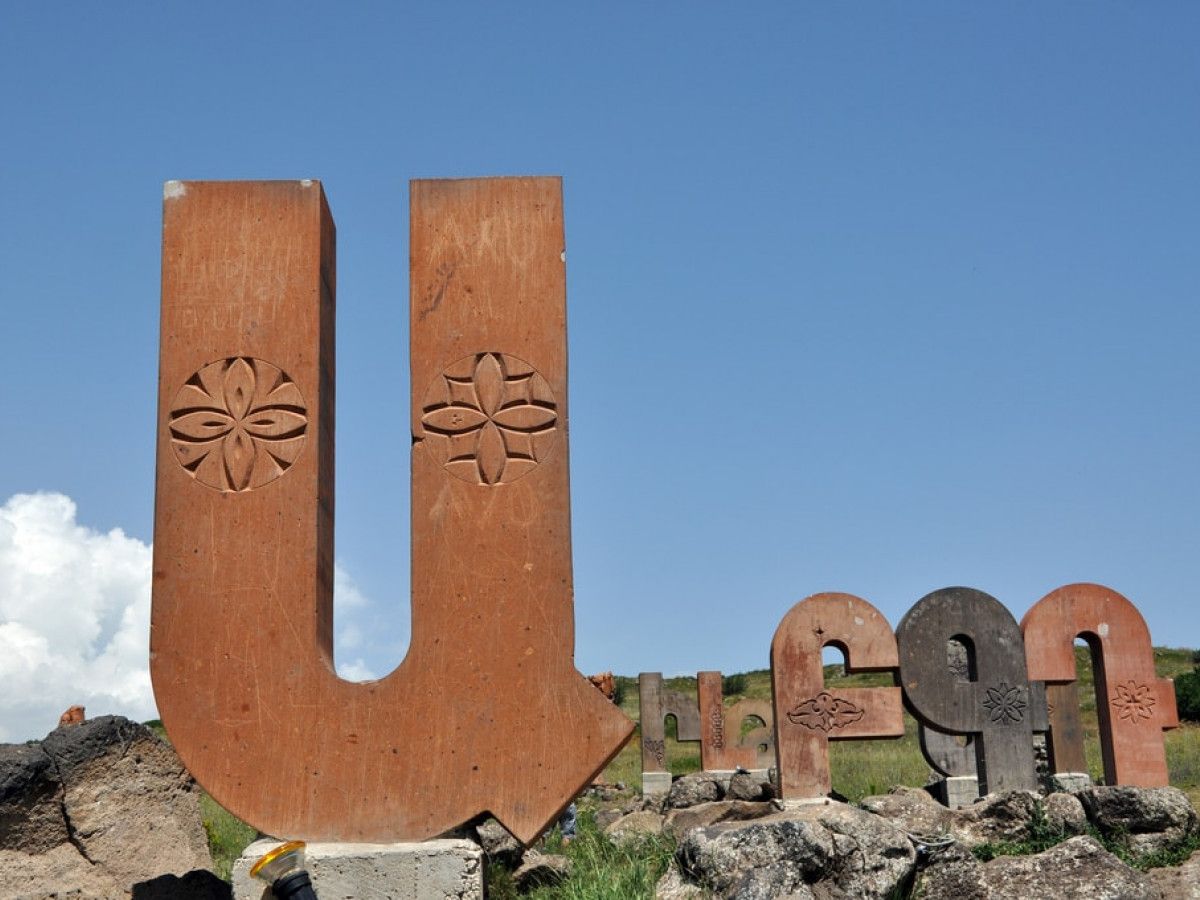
[698,672,756,771]
[770,593,904,800]
[1022,583,1178,787]
[151,179,633,846]
[725,698,775,770]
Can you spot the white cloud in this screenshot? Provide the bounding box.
[0,492,154,742]
[0,492,379,742]
[333,563,377,681]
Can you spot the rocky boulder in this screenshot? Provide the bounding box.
[0,716,214,898]
[862,786,1059,847]
[513,850,571,891]
[605,809,665,843]
[662,800,775,839]
[666,773,724,809]
[725,771,771,802]
[673,800,915,899]
[472,816,523,868]
[1147,847,1200,900]
[1077,785,1199,855]
[915,835,1158,900]
[1042,791,1088,835]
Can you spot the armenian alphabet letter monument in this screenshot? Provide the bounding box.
[764,583,1177,804]
[151,179,633,848]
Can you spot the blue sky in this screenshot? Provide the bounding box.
[1,4,1198,736]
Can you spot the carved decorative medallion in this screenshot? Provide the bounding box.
[168,357,307,492]
[981,682,1027,724]
[786,691,865,733]
[420,352,559,485]
[1111,681,1156,724]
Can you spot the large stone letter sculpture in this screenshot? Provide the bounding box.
[151,179,633,845]
[770,593,904,800]
[897,587,1036,793]
[639,672,701,782]
[697,672,775,772]
[1022,582,1178,786]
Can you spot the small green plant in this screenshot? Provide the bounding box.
[198,793,258,881]
[971,802,1068,862]
[492,808,675,899]
[1087,823,1200,871]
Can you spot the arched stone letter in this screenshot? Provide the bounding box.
[1022,583,1178,787]
[639,672,701,773]
[771,593,904,800]
[897,587,1037,793]
[698,673,775,771]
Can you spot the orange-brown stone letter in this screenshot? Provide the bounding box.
[770,593,904,799]
[1022,583,1178,787]
[151,179,633,845]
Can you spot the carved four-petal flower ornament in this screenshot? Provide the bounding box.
[1111,680,1156,725]
[786,691,865,733]
[168,357,308,492]
[420,352,559,486]
[982,682,1027,724]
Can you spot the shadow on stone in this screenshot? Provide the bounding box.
[133,869,232,899]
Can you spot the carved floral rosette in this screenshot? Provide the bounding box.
[168,357,307,492]
[420,352,559,485]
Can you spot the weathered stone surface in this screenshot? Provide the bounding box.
[152,179,633,845]
[860,786,959,839]
[473,816,523,868]
[47,717,211,889]
[593,808,623,830]
[1147,847,1200,899]
[606,810,665,842]
[1043,791,1088,835]
[513,850,572,891]
[655,864,707,899]
[861,786,1044,847]
[0,741,67,852]
[666,773,724,809]
[674,801,914,899]
[1023,583,1178,787]
[233,839,483,900]
[911,843,987,900]
[663,801,775,839]
[917,836,1158,900]
[897,587,1037,794]
[771,593,904,800]
[0,717,212,899]
[726,771,771,802]
[1078,785,1199,854]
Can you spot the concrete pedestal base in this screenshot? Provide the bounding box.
[642,771,673,796]
[232,839,482,900]
[931,775,979,809]
[1049,772,1093,793]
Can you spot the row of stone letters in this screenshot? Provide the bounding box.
[641,583,1178,801]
